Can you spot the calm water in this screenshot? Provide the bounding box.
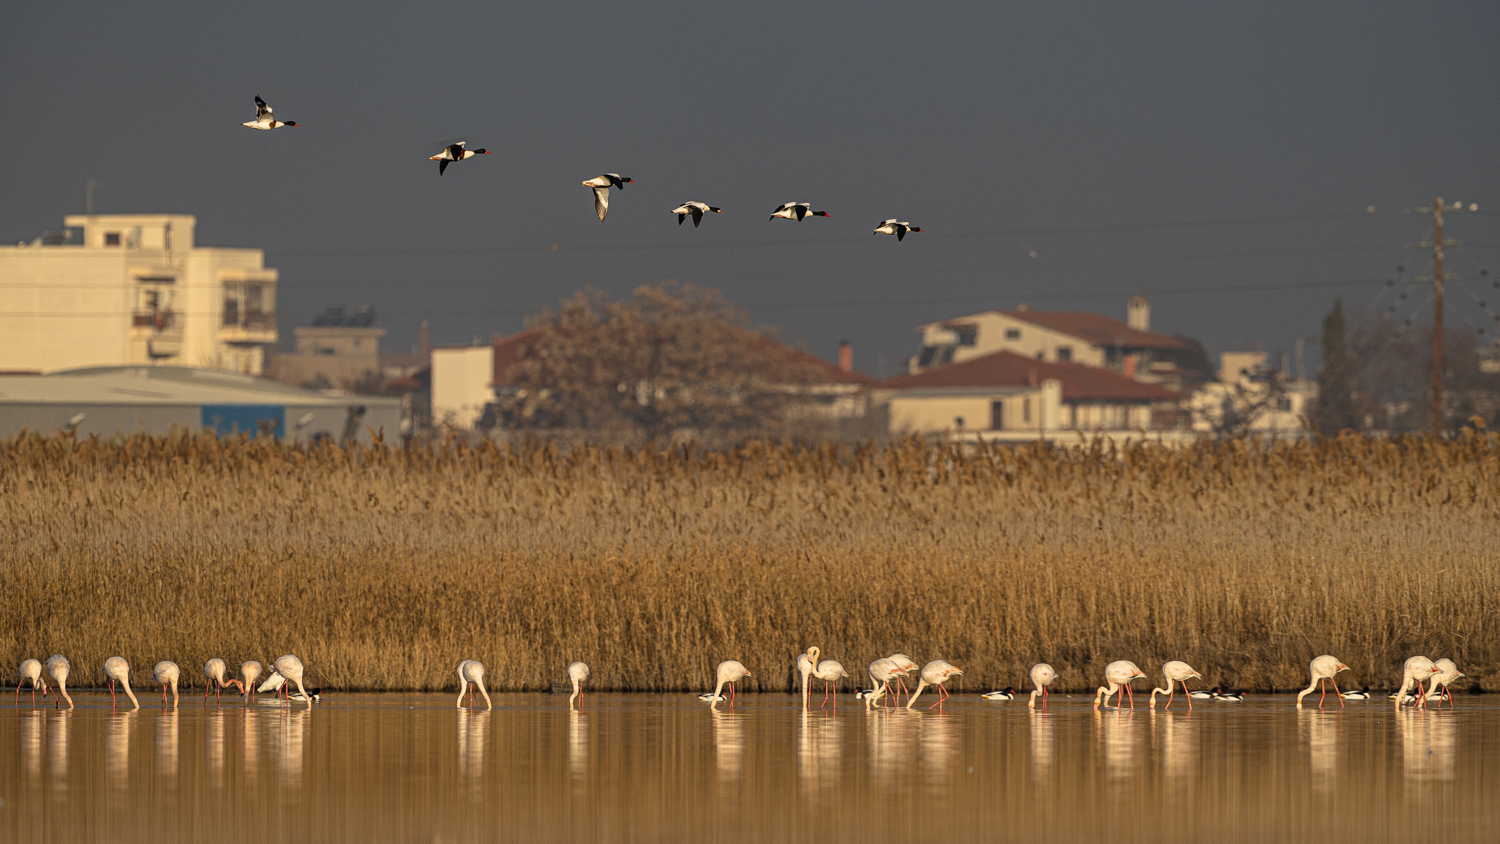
[3,692,1497,843]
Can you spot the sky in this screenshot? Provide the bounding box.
[3,1,1497,377]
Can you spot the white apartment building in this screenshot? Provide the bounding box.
[0,214,278,374]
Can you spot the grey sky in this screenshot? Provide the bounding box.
[3,1,1497,376]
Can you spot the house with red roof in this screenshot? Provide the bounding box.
[910,296,1191,386]
[877,349,1180,438]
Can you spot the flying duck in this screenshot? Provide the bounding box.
[582,174,633,221]
[671,201,724,227]
[874,219,923,241]
[430,142,488,176]
[769,202,829,222]
[242,96,298,131]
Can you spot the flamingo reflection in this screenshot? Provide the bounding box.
[156,708,180,779]
[711,709,745,781]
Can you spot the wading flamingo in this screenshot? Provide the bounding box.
[1028,663,1057,710]
[273,655,313,706]
[456,660,492,710]
[152,661,181,708]
[1150,661,1203,711]
[103,656,139,709]
[203,658,242,706]
[795,646,821,709]
[1092,661,1147,711]
[16,659,48,707]
[907,660,963,710]
[813,659,849,709]
[240,661,263,703]
[1295,655,1349,708]
[47,654,73,710]
[1393,656,1440,709]
[858,658,901,710]
[701,661,751,708]
[568,662,590,709]
[1426,659,1464,706]
[888,654,918,704]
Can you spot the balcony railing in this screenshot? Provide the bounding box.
[131,311,178,331]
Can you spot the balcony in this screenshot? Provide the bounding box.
[220,308,277,344]
[132,310,178,331]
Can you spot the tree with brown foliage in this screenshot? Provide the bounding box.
[497,283,831,442]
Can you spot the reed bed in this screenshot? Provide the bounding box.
[2,431,1497,695]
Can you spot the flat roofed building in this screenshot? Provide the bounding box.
[0,365,399,443]
[0,213,277,375]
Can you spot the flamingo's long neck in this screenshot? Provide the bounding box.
[906,679,930,710]
[1295,675,1321,703]
[569,679,581,708]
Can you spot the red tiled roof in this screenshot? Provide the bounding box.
[996,310,1186,350]
[489,326,874,387]
[880,351,1179,402]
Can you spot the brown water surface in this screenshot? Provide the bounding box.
[3,693,1496,843]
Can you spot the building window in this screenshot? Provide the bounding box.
[104,232,121,246]
[955,328,977,347]
[1056,346,1072,362]
[1005,328,1021,340]
[937,345,956,365]
[1277,397,1292,412]
[1023,397,1032,423]
[990,401,1004,430]
[918,346,939,367]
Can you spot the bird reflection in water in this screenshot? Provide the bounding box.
[797,709,843,795]
[206,709,226,787]
[268,707,310,785]
[241,707,259,778]
[1029,710,1054,785]
[1153,710,1198,781]
[458,709,490,799]
[567,709,587,782]
[711,709,745,782]
[1297,707,1340,792]
[918,710,957,791]
[156,708,180,780]
[1094,709,1141,780]
[1398,708,1456,784]
[21,709,44,785]
[49,709,71,791]
[106,710,138,789]
[866,708,917,788]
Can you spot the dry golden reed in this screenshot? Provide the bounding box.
[2,431,1497,696]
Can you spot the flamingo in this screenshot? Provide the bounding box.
[1295,655,1350,708]
[906,660,963,710]
[1426,659,1464,706]
[795,646,821,709]
[153,661,181,708]
[16,659,49,707]
[103,656,139,709]
[239,661,263,703]
[888,654,919,704]
[456,660,493,710]
[46,654,73,710]
[1150,661,1203,711]
[813,659,849,709]
[701,660,751,709]
[1092,661,1147,710]
[568,661,590,709]
[1028,663,1058,710]
[858,658,901,710]
[203,658,243,706]
[1394,656,1440,709]
[273,655,314,706]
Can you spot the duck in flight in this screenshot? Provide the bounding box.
[242,96,298,131]
[874,219,923,241]
[671,201,724,227]
[770,202,828,222]
[582,174,633,221]
[430,142,488,176]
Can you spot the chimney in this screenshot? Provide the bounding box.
[1127,295,1150,331]
[419,320,431,355]
[1124,354,1138,379]
[838,340,853,373]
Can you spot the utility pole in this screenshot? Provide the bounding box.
[1432,197,1444,437]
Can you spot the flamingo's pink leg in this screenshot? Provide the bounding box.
[1330,677,1344,709]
